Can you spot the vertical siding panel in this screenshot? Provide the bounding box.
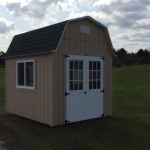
[43,55,48,124]
[5,60,9,112]
[12,59,15,114]
[89,23,95,42]
[75,21,80,40]
[33,92,37,121]
[95,42,99,54]
[64,39,69,53]
[55,52,59,125]
[103,44,109,116]
[9,59,13,113]
[99,29,102,43]
[75,40,80,52]
[34,57,37,121]
[47,54,53,126]
[69,22,76,39]
[40,56,44,123]
[94,26,99,43]
[70,40,76,52]
[23,91,26,117]
[107,51,112,115]
[80,20,86,41]
[80,41,86,54]
[36,56,41,122]
[58,43,65,125]
[86,41,90,54]
[7,60,10,112]
[25,92,29,118]
[90,42,94,55]
[63,24,69,39]
[85,20,90,42]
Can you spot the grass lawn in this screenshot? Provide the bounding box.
[0,65,150,150]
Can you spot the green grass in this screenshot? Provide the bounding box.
[0,65,150,150]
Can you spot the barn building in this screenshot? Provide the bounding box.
[4,16,115,126]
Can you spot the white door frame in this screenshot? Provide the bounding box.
[65,55,104,123]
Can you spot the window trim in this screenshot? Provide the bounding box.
[16,59,35,89]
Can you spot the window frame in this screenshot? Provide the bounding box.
[16,59,35,89]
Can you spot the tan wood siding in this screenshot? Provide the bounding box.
[5,54,54,126]
[51,19,112,126]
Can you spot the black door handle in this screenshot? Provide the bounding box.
[84,91,86,94]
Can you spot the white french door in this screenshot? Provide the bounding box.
[66,55,103,123]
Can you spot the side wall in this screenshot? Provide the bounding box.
[52,19,112,126]
[5,54,54,126]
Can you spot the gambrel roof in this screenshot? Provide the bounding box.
[4,16,114,58]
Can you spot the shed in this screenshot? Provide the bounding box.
[4,16,114,126]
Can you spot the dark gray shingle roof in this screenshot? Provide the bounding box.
[4,21,67,58]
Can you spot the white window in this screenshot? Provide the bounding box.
[16,60,35,89]
[80,25,90,34]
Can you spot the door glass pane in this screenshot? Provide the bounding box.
[89,61,92,70]
[97,71,100,79]
[18,63,24,86]
[89,71,92,80]
[97,80,100,89]
[26,62,33,87]
[79,81,83,90]
[97,62,100,70]
[79,71,83,80]
[75,61,78,70]
[70,61,73,70]
[70,81,73,90]
[88,61,102,90]
[70,71,73,80]
[69,60,83,91]
[89,81,92,89]
[93,62,96,70]
[79,61,83,70]
[93,81,96,89]
[74,81,78,90]
[74,71,78,80]
[93,71,96,80]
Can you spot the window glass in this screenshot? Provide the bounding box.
[18,63,24,86]
[69,60,83,91]
[26,62,33,87]
[89,61,101,90]
[16,60,34,89]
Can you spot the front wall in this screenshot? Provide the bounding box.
[52,19,112,126]
[5,54,54,126]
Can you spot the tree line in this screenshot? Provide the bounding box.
[0,51,5,67]
[113,48,150,67]
[1,49,150,68]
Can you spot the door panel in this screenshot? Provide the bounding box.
[66,55,87,122]
[66,92,86,122]
[86,57,103,119]
[66,55,103,123]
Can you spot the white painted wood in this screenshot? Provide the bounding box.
[16,59,35,89]
[66,55,104,123]
[86,56,103,119]
[66,55,87,123]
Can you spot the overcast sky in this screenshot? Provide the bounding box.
[0,0,150,53]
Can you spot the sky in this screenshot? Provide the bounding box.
[0,0,150,53]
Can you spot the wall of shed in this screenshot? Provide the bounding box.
[5,54,54,126]
[52,19,112,126]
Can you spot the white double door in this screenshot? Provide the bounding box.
[66,55,104,123]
